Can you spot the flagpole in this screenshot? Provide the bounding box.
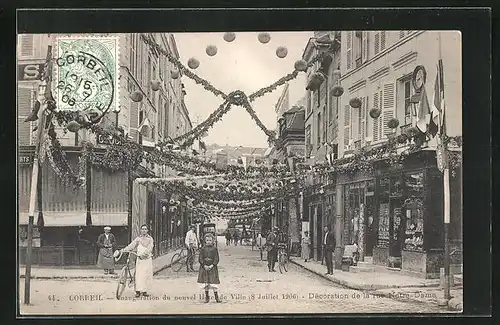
[438,31,451,302]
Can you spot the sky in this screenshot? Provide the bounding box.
[173,32,313,149]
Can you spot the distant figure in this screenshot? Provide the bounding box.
[185,225,199,272]
[233,230,240,246]
[96,226,116,275]
[323,225,336,275]
[224,230,232,246]
[301,231,311,262]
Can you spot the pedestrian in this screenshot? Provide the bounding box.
[266,226,279,272]
[323,225,336,275]
[184,225,199,272]
[225,230,231,246]
[233,230,239,246]
[96,226,116,275]
[198,233,222,303]
[301,231,311,262]
[119,224,154,297]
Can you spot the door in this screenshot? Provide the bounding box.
[316,204,323,261]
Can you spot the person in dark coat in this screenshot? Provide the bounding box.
[198,233,222,303]
[224,230,232,246]
[266,226,279,272]
[96,226,117,275]
[323,225,336,275]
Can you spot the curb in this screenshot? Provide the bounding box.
[290,258,437,291]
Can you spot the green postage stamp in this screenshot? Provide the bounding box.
[53,36,119,117]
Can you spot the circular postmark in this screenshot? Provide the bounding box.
[53,38,116,122]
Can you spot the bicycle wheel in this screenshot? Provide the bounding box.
[171,253,186,272]
[188,251,198,272]
[116,267,127,299]
[282,253,288,272]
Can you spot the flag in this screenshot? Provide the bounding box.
[416,87,431,134]
[434,59,446,135]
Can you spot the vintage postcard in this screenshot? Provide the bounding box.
[18,28,463,315]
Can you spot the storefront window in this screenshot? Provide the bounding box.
[403,198,424,251]
[404,172,424,197]
[390,175,402,197]
[377,200,390,247]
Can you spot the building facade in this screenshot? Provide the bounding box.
[18,33,192,265]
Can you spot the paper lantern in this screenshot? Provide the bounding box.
[192,182,197,187]
[223,32,236,42]
[349,97,362,108]
[171,69,179,79]
[332,69,342,79]
[66,120,81,133]
[206,45,217,56]
[369,108,382,119]
[294,59,307,72]
[387,118,400,129]
[151,80,161,91]
[187,58,200,69]
[276,46,288,58]
[258,32,271,44]
[130,90,143,102]
[331,85,344,97]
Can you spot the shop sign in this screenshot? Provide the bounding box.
[96,133,123,146]
[19,154,34,165]
[18,62,45,81]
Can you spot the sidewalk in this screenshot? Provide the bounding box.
[19,247,183,280]
[290,257,463,312]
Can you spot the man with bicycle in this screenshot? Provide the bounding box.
[185,225,199,272]
[266,226,279,272]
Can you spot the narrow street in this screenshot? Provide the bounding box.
[20,237,447,315]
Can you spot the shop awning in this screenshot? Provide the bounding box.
[18,212,128,226]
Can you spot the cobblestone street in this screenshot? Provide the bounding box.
[19,237,450,315]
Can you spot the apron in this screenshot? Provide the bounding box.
[97,236,114,269]
[134,241,153,292]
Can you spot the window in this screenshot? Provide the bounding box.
[373,90,383,141]
[317,112,322,148]
[306,90,311,116]
[19,35,34,57]
[354,31,362,67]
[346,31,353,70]
[404,80,413,125]
[374,31,387,55]
[344,105,350,147]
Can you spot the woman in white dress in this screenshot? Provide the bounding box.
[119,224,154,298]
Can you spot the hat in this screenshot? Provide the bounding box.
[190,224,196,228]
[273,226,279,231]
[104,226,111,230]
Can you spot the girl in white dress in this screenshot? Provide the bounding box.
[120,224,154,298]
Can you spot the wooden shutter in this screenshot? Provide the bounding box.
[381,31,387,51]
[130,101,139,141]
[346,32,352,70]
[20,35,34,58]
[18,87,35,146]
[399,31,405,39]
[360,97,367,145]
[362,31,369,62]
[374,32,380,55]
[344,105,350,147]
[382,83,396,137]
[373,91,380,141]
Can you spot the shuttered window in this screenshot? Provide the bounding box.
[18,87,35,146]
[19,35,34,58]
[344,105,350,147]
[382,83,396,136]
[362,31,369,62]
[346,31,353,70]
[381,31,386,51]
[399,31,406,39]
[374,32,380,55]
[373,91,382,141]
[129,101,139,141]
[361,96,368,146]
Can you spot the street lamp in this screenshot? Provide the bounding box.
[113,106,121,129]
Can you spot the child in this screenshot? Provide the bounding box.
[198,233,222,303]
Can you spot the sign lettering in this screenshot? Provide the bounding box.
[19,155,33,164]
[18,63,44,81]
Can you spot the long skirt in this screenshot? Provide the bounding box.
[134,247,153,292]
[97,248,114,269]
[197,265,220,286]
[301,243,311,260]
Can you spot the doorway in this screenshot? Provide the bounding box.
[315,205,323,262]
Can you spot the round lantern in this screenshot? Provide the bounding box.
[332,69,342,79]
[191,182,197,187]
[331,85,344,97]
[294,59,307,72]
[203,184,208,189]
[237,158,243,164]
[187,58,200,69]
[151,80,161,91]
[66,120,81,133]
[223,32,236,42]
[206,45,217,56]
[349,97,362,109]
[209,185,214,190]
[397,134,409,144]
[276,46,288,58]
[171,69,179,79]
[258,32,271,44]
[387,118,400,129]
[130,90,143,102]
[369,108,382,119]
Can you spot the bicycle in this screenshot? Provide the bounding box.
[277,243,288,273]
[114,251,138,300]
[170,245,199,272]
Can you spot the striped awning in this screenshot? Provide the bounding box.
[18,211,128,226]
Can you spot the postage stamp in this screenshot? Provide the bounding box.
[52,36,119,118]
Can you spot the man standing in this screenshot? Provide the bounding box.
[266,226,279,272]
[185,225,199,272]
[96,226,117,275]
[323,225,336,275]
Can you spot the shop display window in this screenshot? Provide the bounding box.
[403,198,424,251]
